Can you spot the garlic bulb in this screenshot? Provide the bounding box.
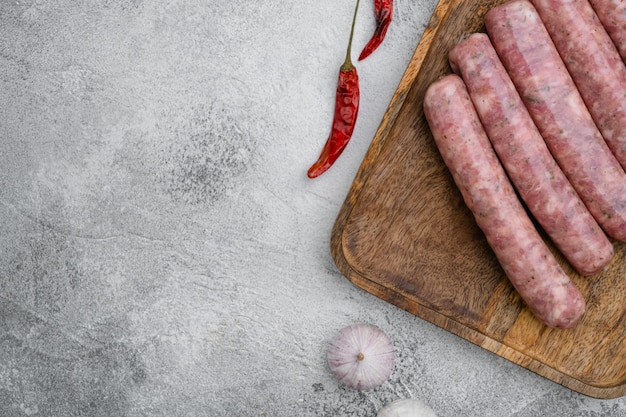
[377,399,438,417]
[327,323,395,390]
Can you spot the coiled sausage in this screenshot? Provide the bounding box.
[423,74,586,328]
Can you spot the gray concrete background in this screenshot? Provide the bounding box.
[1,0,626,416]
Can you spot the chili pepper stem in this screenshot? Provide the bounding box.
[342,0,361,71]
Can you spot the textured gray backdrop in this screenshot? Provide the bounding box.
[1,0,626,416]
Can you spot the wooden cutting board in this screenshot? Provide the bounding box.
[330,0,626,399]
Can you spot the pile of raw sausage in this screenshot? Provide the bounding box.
[423,0,626,329]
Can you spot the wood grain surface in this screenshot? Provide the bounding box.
[330,0,626,399]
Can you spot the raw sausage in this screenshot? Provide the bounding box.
[449,33,614,276]
[423,74,585,328]
[587,0,626,63]
[485,0,626,242]
[530,0,626,171]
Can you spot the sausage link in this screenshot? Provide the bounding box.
[423,74,586,328]
[589,0,626,61]
[448,33,614,276]
[586,0,626,67]
[485,0,626,242]
[530,0,626,171]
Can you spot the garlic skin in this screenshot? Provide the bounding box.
[377,399,438,417]
[327,324,395,390]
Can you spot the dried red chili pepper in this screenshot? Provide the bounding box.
[359,0,393,61]
[307,67,359,178]
[307,0,361,179]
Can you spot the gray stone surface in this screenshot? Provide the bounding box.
[1,0,626,416]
